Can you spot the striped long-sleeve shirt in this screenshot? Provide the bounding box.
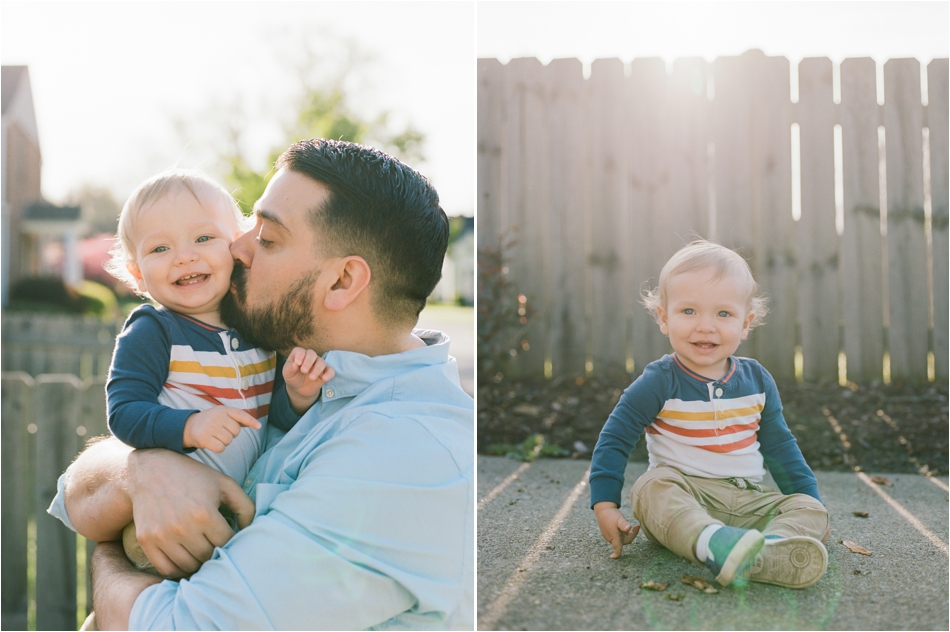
[107,305,298,480]
[590,353,820,508]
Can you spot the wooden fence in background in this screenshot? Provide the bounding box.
[2,374,107,631]
[1,314,120,378]
[478,51,948,384]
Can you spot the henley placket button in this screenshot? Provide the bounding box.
[715,388,723,397]
[231,337,239,350]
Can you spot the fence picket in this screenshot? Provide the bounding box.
[588,58,630,374]
[477,58,505,249]
[928,59,949,382]
[884,59,929,381]
[34,376,82,631]
[840,58,885,383]
[544,58,589,376]
[1,373,34,631]
[797,57,841,381]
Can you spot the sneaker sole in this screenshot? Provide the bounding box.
[749,536,828,589]
[715,530,765,586]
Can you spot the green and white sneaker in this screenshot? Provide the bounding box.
[748,535,828,589]
[704,526,765,587]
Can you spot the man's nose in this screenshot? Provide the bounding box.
[230,230,254,267]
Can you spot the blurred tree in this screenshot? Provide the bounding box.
[205,32,425,214]
[67,184,121,235]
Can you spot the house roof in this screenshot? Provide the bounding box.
[24,201,81,222]
[1,66,28,115]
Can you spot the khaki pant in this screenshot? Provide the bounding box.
[631,465,829,564]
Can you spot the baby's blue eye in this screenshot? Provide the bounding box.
[718,311,731,318]
[684,308,694,315]
[196,235,211,243]
[152,245,168,253]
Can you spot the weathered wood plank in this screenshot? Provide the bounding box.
[544,58,588,376]
[928,58,949,382]
[477,58,505,250]
[502,58,548,377]
[883,58,928,381]
[750,53,796,382]
[840,57,885,383]
[1,373,34,632]
[588,58,630,374]
[628,57,671,374]
[667,57,711,244]
[797,57,840,381]
[712,54,757,359]
[80,378,109,616]
[34,375,82,631]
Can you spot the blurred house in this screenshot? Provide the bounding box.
[433,215,474,305]
[2,65,84,306]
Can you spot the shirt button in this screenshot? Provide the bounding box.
[241,378,249,390]
[715,388,723,397]
[231,337,239,350]
[325,388,335,399]
[244,478,254,489]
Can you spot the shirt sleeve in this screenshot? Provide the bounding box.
[589,361,670,508]
[755,367,823,503]
[129,413,471,630]
[107,306,197,452]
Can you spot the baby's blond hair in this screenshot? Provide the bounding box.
[106,170,246,292]
[641,239,769,328]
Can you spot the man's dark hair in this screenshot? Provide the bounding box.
[277,139,449,327]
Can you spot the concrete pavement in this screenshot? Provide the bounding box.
[477,456,949,630]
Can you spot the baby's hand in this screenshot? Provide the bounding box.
[283,347,335,415]
[183,407,261,453]
[593,501,639,559]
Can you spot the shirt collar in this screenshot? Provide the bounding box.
[320,329,451,400]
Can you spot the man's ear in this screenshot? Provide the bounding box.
[126,262,147,295]
[323,256,371,312]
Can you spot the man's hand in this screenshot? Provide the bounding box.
[182,407,261,453]
[283,347,335,415]
[594,501,639,559]
[127,449,255,578]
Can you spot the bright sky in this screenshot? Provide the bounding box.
[478,1,949,68]
[2,1,475,216]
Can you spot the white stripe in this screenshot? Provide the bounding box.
[478,469,589,630]
[662,393,765,413]
[856,472,948,556]
[478,463,531,511]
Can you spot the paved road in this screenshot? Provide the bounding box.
[418,305,473,396]
[478,456,949,630]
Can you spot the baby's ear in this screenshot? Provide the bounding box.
[656,305,670,335]
[126,262,147,294]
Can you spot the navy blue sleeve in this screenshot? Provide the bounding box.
[107,306,197,452]
[589,361,670,508]
[267,356,302,432]
[755,367,822,503]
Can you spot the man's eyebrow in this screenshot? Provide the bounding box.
[255,208,290,232]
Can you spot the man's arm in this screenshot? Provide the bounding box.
[90,542,163,630]
[63,437,254,576]
[123,415,471,630]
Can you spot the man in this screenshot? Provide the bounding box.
[49,139,474,629]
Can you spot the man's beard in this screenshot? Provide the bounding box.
[220,263,320,353]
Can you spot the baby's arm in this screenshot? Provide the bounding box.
[281,347,335,415]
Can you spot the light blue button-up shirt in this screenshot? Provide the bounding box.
[50,330,474,630]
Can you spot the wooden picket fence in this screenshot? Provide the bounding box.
[1,313,120,379]
[1,373,108,631]
[478,52,948,384]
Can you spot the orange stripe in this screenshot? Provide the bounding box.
[698,433,758,453]
[651,418,760,438]
[165,381,274,400]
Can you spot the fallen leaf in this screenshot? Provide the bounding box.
[666,593,685,601]
[639,580,668,591]
[852,511,869,518]
[843,540,872,556]
[681,575,719,594]
[870,475,893,487]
